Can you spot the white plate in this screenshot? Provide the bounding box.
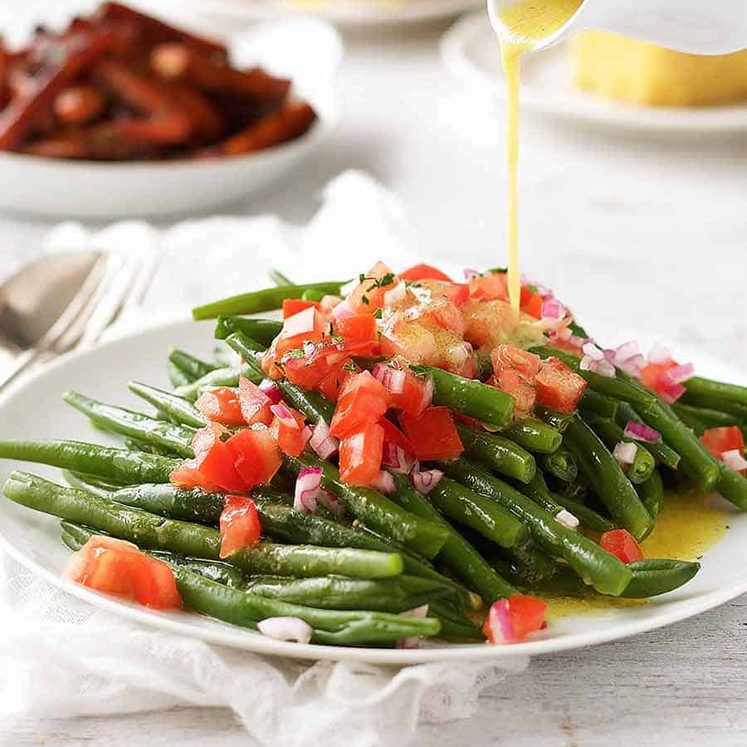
[441,13,747,133]
[1,316,746,663]
[162,0,483,27]
[0,19,341,219]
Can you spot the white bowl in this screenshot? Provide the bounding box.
[0,19,341,219]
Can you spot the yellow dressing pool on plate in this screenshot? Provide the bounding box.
[495,0,581,310]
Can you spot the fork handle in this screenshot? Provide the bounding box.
[0,348,44,395]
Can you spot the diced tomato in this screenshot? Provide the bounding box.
[491,345,542,412]
[348,261,395,313]
[130,556,182,609]
[338,422,385,486]
[238,376,273,426]
[482,594,547,644]
[534,357,587,414]
[282,298,320,318]
[388,366,432,417]
[171,426,246,494]
[281,306,327,337]
[701,426,745,459]
[271,406,309,457]
[380,417,415,454]
[226,427,281,487]
[418,297,464,337]
[319,359,358,402]
[639,359,687,403]
[520,288,543,319]
[65,536,180,610]
[397,263,453,283]
[219,495,262,558]
[195,387,245,426]
[319,294,342,315]
[461,300,519,349]
[281,340,334,391]
[400,406,463,461]
[330,371,390,439]
[444,282,469,306]
[600,529,644,563]
[334,314,378,353]
[468,272,508,301]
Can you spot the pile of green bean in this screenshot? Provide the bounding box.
[2,276,746,648]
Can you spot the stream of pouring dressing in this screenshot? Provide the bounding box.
[494,2,728,614]
[497,0,582,310]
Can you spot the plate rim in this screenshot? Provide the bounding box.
[2,316,747,664]
[441,12,747,133]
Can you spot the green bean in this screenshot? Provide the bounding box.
[614,402,681,470]
[509,470,562,515]
[502,419,562,454]
[174,364,245,401]
[684,376,747,409]
[63,471,123,498]
[540,448,578,484]
[285,454,449,559]
[679,390,747,422]
[63,391,196,458]
[122,437,175,457]
[535,407,573,432]
[128,381,207,429]
[167,361,191,388]
[5,472,403,579]
[269,269,293,286]
[637,400,720,492]
[214,317,283,345]
[192,281,348,320]
[428,477,529,549]
[716,464,747,511]
[564,416,653,540]
[529,346,656,408]
[168,349,219,382]
[455,424,536,483]
[411,365,514,428]
[579,390,619,419]
[301,288,327,302]
[388,475,515,603]
[554,494,616,533]
[671,403,708,435]
[584,414,655,485]
[0,440,177,483]
[443,458,632,595]
[636,470,664,520]
[532,559,699,599]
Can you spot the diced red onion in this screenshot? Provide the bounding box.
[309,419,339,460]
[411,468,444,495]
[282,306,317,338]
[555,509,579,529]
[617,353,646,377]
[721,449,747,472]
[382,443,416,474]
[270,402,295,425]
[294,467,323,513]
[420,376,434,414]
[396,604,430,649]
[484,599,515,644]
[648,343,672,365]
[373,470,396,495]
[659,382,686,404]
[580,354,616,378]
[383,281,407,307]
[623,421,661,442]
[582,342,605,361]
[330,299,354,321]
[372,363,406,395]
[662,362,695,386]
[568,335,586,349]
[541,298,565,320]
[463,268,479,280]
[257,617,313,644]
[258,378,283,405]
[613,441,638,467]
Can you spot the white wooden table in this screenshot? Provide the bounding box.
[1,11,746,746]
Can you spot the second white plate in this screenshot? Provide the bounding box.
[441,13,747,133]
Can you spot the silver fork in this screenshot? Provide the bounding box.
[0,250,147,394]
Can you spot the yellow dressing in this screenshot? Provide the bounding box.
[640,492,730,563]
[496,0,581,310]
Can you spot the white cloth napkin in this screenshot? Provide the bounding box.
[0,171,529,746]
